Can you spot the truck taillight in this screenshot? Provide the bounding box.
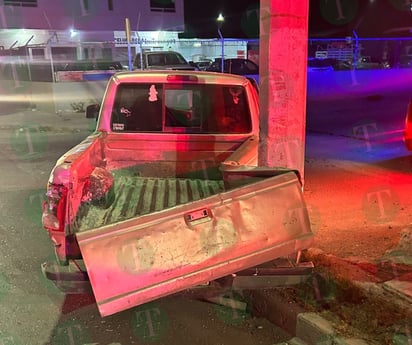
[42,184,67,232]
[167,74,198,83]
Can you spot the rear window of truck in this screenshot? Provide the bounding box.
[110,83,252,134]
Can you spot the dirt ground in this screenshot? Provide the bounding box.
[292,151,412,344]
[303,154,412,259]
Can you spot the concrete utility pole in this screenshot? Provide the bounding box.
[258,0,309,182]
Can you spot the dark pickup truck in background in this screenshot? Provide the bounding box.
[134,51,196,71]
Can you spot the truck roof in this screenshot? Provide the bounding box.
[111,70,252,86]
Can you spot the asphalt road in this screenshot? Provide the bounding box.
[0,125,291,345]
[1,70,412,344]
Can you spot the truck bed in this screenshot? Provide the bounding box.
[75,175,225,232]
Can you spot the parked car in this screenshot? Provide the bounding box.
[399,54,412,68]
[307,57,335,72]
[55,60,124,71]
[333,59,353,70]
[206,58,259,84]
[133,51,196,70]
[399,45,412,68]
[334,56,389,70]
[357,56,390,69]
[190,59,213,71]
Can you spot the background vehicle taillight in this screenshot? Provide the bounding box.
[404,100,412,151]
[42,183,67,232]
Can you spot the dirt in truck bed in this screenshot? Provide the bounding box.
[75,174,225,232]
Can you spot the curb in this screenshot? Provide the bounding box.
[247,248,412,345]
[383,279,412,304]
[247,289,371,345]
[303,248,412,314]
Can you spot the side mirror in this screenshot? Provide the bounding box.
[86,104,100,119]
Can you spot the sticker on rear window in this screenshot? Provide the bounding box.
[229,87,242,105]
[148,85,158,102]
[120,107,131,117]
[113,123,125,131]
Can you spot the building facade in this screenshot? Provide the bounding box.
[0,0,250,70]
[0,0,185,62]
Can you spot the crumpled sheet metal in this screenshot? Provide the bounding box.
[77,171,313,316]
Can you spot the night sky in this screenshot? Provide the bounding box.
[181,0,412,39]
[181,0,259,39]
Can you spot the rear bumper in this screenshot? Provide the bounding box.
[41,257,314,297]
[41,261,93,294]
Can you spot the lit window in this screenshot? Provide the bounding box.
[150,0,175,13]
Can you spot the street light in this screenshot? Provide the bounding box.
[217,13,224,73]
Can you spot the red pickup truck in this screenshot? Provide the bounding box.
[41,70,314,317]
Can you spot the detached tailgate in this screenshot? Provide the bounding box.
[77,171,313,317]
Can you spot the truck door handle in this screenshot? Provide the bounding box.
[185,208,212,226]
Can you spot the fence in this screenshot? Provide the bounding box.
[0,38,249,83]
[1,37,412,85]
[308,37,412,69]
